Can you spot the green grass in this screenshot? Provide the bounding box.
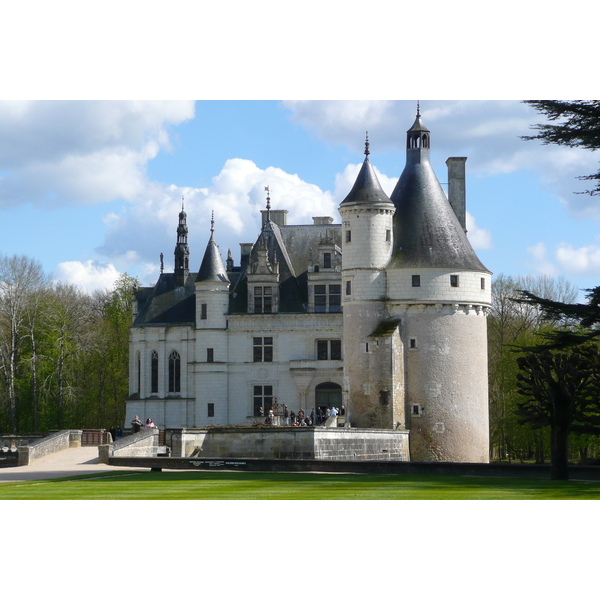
[1,470,600,499]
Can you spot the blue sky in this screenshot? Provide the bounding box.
[1,99,600,302]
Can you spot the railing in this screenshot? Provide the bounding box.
[81,429,110,446]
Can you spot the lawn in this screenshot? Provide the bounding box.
[1,470,600,499]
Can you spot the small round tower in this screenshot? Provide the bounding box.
[386,106,492,462]
[339,135,399,428]
[194,213,230,425]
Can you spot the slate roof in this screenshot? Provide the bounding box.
[339,154,393,208]
[133,273,196,326]
[133,219,342,326]
[196,232,230,284]
[388,115,490,273]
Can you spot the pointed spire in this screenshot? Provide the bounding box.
[196,213,229,284]
[339,134,392,207]
[174,198,190,286]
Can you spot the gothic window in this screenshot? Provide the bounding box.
[254,286,273,314]
[253,385,273,417]
[168,350,181,393]
[412,275,421,287]
[317,339,342,360]
[150,350,158,394]
[253,337,273,363]
[315,284,341,313]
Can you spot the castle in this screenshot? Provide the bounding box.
[126,108,492,463]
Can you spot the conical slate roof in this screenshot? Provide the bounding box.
[196,231,230,283]
[388,113,489,272]
[340,135,393,207]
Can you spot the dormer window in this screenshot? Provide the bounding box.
[254,286,272,314]
[323,252,331,269]
[315,284,341,313]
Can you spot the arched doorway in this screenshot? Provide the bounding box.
[315,382,342,410]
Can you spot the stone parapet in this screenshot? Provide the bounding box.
[17,430,82,466]
[164,427,409,461]
[98,428,159,464]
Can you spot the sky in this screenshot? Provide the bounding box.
[1,98,600,302]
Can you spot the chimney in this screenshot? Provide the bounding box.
[312,216,334,225]
[446,157,467,232]
[261,209,288,227]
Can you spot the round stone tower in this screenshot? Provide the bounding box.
[339,135,399,429]
[194,213,231,425]
[386,107,492,462]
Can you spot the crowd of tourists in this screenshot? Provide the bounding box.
[262,405,345,426]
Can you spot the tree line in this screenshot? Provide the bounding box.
[487,273,600,471]
[0,254,137,434]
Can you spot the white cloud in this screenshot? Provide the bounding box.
[527,242,558,276]
[96,158,337,285]
[555,243,600,276]
[0,100,195,208]
[466,212,492,249]
[53,260,122,294]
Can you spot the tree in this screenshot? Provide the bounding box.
[488,274,578,462]
[515,346,600,480]
[0,255,47,432]
[516,286,600,350]
[522,100,600,196]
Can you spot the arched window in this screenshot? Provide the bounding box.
[168,350,181,393]
[150,350,159,393]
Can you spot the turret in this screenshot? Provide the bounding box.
[339,134,401,429]
[195,212,230,329]
[174,197,190,286]
[339,133,395,300]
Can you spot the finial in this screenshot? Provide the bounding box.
[160,252,164,274]
[182,196,185,211]
[265,185,271,221]
[210,210,214,234]
[416,101,421,118]
[364,131,370,157]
